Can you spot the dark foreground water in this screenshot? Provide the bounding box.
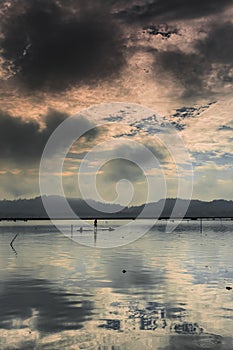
[0,220,233,349]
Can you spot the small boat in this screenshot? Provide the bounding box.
[77,227,115,232]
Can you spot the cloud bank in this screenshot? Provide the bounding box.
[0,109,69,163]
[1,0,126,91]
[117,0,233,22]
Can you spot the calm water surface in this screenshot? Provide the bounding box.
[0,220,233,349]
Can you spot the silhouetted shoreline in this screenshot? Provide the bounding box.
[0,196,233,220]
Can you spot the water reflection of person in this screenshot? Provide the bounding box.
[94,229,97,246]
[94,219,97,246]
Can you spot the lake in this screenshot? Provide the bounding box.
[0,220,233,349]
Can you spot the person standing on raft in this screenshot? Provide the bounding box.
[94,219,97,229]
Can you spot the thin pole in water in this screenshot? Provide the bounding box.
[10,233,18,246]
[10,233,18,255]
[71,224,73,238]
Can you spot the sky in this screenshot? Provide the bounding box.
[0,0,233,204]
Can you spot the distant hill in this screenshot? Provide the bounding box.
[0,196,233,219]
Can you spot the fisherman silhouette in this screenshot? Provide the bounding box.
[94,219,97,228]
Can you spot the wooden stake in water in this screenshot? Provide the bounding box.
[200,218,203,234]
[10,233,18,246]
[71,224,73,238]
[10,233,18,255]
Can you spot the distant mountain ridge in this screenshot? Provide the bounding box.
[0,196,233,219]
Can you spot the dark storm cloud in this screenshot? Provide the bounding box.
[117,0,232,23]
[100,159,145,183]
[155,50,210,96]
[0,109,98,164]
[1,0,126,91]
[0,109,68,163]
[97,141,168,184]
[196,22,233,64]
[154,22,233,97]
